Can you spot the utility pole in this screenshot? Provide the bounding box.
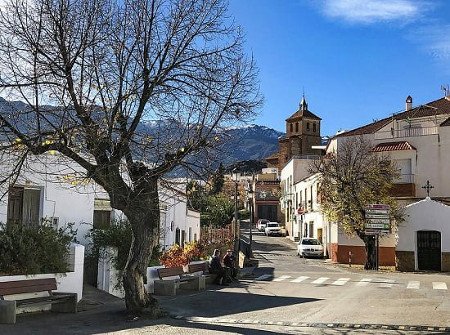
[234,179,239,251]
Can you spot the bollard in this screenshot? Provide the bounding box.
[348,251,352,267]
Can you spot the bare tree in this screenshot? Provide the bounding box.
[0,0,261,314]
[310,136,403,270]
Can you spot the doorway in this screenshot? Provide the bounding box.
[417,230,441,271]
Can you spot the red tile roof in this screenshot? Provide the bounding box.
[338,97,450,137]
[286,109,321,121]
[371,141,416,152]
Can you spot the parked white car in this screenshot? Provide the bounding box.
[257,219,269,232]
[264,222,282,236]
[297,238,324,258]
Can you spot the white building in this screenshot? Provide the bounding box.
[279,155,319,238]
[397,197,450,272]
[292,173,325,243]
[0,154,200,249]
[323,94,450,267]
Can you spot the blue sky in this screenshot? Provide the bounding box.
[228,0,450,136]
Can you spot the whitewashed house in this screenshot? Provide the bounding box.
[279,155,319,238]
[0,154,200,248]
[397,197,450,272]
[292,173,325,244]
[323,93,450,268]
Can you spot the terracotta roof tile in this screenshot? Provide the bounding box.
[338,97,450,137]
[286,109,321,121]
[371,141,416,152]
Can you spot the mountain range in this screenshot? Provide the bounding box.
[0,97,283,167]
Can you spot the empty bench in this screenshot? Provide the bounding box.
[0,278,77,324]
[187,262,217,284]
[154,267,205,296]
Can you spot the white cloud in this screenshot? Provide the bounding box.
[412,25,450,61]
[320,0,422,24]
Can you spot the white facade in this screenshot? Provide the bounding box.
[292,173,325,244]
[398,198,450,253]
[280,156,319,227]
[0,154,200,249]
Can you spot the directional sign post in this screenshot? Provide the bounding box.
[364,204,391,235]
[364,204,391,271]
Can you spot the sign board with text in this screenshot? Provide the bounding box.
[364,204,391,234]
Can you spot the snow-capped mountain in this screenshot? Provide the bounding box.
[219,124,283,163]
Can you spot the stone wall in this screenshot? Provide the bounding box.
[442,252,450,272]
[395,250,415,271]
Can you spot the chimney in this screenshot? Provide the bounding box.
[405,95,412,111]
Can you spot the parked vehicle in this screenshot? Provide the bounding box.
[257,219,269,232]
[264,222,281,236]
[297,238,324,258]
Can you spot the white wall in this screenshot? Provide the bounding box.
[397,197,450,252]
[0,243,84,306]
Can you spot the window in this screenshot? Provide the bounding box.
[188,227,192,242]
[181,230,186,247]
[93,210,111,229]
[175,228,180,245]
[313,123,317,132]
[308,222,314,238]
[7,187,41,226]
[93,199,112,229]
[290,123,293,132]
[295,122,299,132]
[306,122,310,131]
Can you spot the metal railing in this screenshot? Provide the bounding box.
[374,126,438,140]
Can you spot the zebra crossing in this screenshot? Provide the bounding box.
[253,274,449,291]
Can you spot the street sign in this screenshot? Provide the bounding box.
[364,204,391,234]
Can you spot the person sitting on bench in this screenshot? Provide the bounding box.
[223,249,237,280]
[209,249,230,285]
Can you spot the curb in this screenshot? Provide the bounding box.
[172,316,449,332]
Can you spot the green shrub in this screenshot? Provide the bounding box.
[86,219,161,273]
[0,223,74,275]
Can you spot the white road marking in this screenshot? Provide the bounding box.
[356,278,372,286]
[379,279,395,288]
[273,275,292,282]
[433,282,447,290]
[407,281,420,289]
[311,277,329,285]
[290,276,309,283]
[255,274,272,281]
[331,278,350,286]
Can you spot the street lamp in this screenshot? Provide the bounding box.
[246,176,254,252]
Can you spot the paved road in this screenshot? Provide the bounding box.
[235,229,450,328]
[2,230,450,334]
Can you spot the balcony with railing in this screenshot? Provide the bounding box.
[390,174,415,197]
[374,126,438,140]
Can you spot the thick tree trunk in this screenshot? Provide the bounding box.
[362,234,377,270]
[121,181,160,315]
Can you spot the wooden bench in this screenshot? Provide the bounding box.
[187,262,217,284]
[154,267,205,296]
[0,278,77,324]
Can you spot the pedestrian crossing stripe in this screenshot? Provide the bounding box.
[290,276,309,283]
[407,281,420,289]
[311,277,329,284]
[332,278,350,286]
[432,282,447,290]
[273,275,291,282]
[254,275,449,290]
